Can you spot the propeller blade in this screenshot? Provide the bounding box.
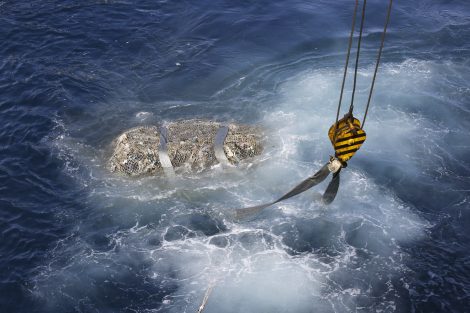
[322,169,341,205]
[235,164,331,219]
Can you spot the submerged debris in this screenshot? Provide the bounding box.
[108,120,263,177]
[108,126,161,176]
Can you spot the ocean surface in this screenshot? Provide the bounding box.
[1,0,469,312]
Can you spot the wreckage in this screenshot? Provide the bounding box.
[108,120,263,177]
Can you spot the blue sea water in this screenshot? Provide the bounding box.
[1,0,470,312]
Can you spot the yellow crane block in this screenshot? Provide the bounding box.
[328,115,366,164]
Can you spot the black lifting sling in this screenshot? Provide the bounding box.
[235,0,393,220]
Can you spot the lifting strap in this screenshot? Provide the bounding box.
[322,169,341,205]
[235,164,330,219]
[159,126,175,178]
[214,125,231,167]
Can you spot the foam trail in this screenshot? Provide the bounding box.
[32,59,445,312]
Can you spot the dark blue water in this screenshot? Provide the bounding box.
[1,1,469,312]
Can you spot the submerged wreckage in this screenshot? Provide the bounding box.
[108,120,263,177]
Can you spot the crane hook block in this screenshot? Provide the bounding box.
[328,114,366,164]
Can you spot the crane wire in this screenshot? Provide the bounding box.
[348,0,367,115]
[333,0,359,144]
[361,0,393,128]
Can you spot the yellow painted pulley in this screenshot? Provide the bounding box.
[328,114,366,164]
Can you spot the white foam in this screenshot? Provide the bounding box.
[35,58,446,312]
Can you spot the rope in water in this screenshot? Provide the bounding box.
[197,280,217,313]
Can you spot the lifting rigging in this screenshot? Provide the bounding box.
[236,0,393,219]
